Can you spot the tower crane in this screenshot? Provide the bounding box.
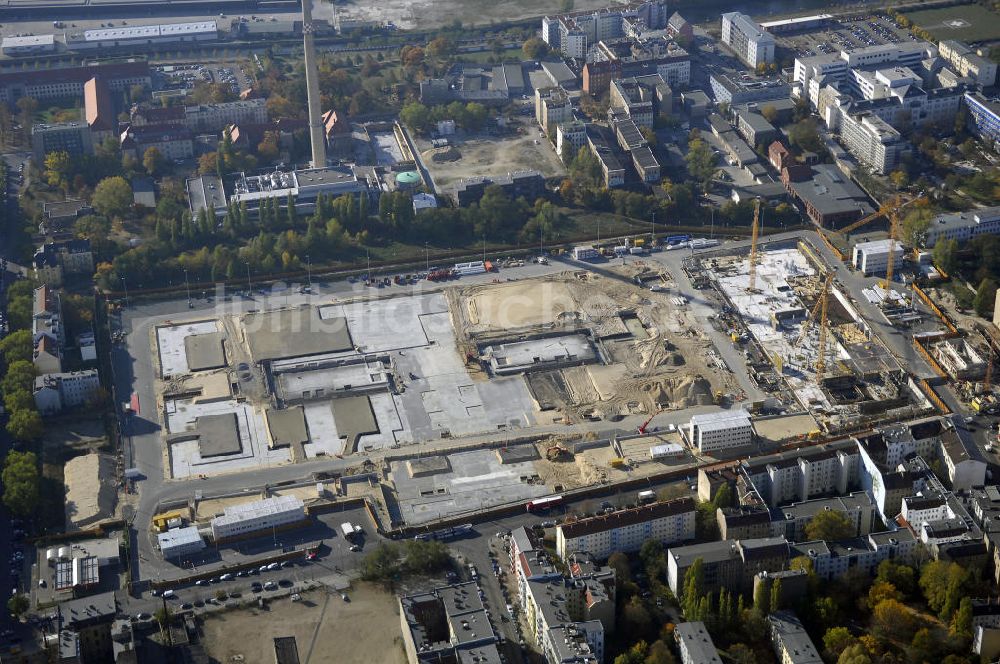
[883,206,900,292]
[816,276,831,376]
[796,273,834,347]
[748,198,761,292]
[820,194,927,260]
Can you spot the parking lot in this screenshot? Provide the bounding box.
[153,62,250,96]
[779,14,916,59]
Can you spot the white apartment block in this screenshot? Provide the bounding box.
[923,206,1000,248]
[33,370,100,414]
[183,98,267,133]
[555,498,696,561]
[557,120,587,161]
[721,12,775,69]
[769,612,823,664]
[794,42,936,106]
[852,239,905,275]
[535,87,573,137]
[675,622,723,664]
[210,495,305,541]
[688,410,753,453]
[838,111,906,174]
[939,40,998,87]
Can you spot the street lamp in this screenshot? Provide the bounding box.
[120,276,129,309]
[424,242,429,272]
[244,262,252,297]
[305,255,312,289]
[183,269,191,306]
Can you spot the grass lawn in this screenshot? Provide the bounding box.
[901,4,1000,43]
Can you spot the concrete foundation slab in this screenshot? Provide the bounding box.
[331,395,379,453]
[406,456,451,477]
[156,320,219,378]
[195,413,242,458]
[184,331,227,372]
[243,307,352,361]
[265,406,310,449]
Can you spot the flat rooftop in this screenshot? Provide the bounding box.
[485,334,596,373]
[265,406,309,448]
[331,395,379,453]
[195,413,242,458]
[184,331,226,372]
[243,307,353,361]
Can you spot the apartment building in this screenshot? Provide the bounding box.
[610,75,671,127]
[688,410,753,454]
[120,124,194,161]
[31,122,93,162]
[674,622,722,664]
[939,40,998,87]
[543,1,670,59]
[555,498,696,560]
[84,76,116,144]
[399,582,501,664]
[183,98,268,133]
[737,439,861,508]
[923,205,1000,248]
[838,111,906,174]
[852,239,906,275]
[768,612,823,664]
[790,529,920,580]
[586,125,625,188]
[965,92,1000,150]
[770,492,874,541]
[591,36,690,90]
[33,239,94,287]
[709,71,789,105]
[721,12,775,68]
[33,370,101,414]
[785,165,874,228]
[667,536,789,599]
[0,60,150,103]
[557,120,588,161]
[535,87,574,137]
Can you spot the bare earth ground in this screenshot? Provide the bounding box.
[199,584,407,664]
[417,118,567,191]
[325,0,621,30]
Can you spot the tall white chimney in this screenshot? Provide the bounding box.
[302,0,327,169]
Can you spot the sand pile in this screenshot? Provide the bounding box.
[425,146,461,162]
[640,374,714,407]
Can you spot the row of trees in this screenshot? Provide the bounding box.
[360,540,451,586]
[400,100,490,134]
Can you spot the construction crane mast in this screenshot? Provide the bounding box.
[748,198,761,292]
[796,273,833,346]
[816,278,831,376]
[883,207,900,291]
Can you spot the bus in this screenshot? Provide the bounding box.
[665,235,690,246]
[526,495,563,513]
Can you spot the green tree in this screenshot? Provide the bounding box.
[872,598,916,641]
[788,118,823,153]
[4,390,34,414]
[607,551,631,583]
[974,277,997,319]
[752,577,769,616]
[867,580,901,608]
[427,36,455,59]
[823,627,857,660]
[7,409,43,442]
[769,577,783,612]
[724,644,757,664]
[920,560,970,621]
[403,540,450,573]
[6,594,28,619]
[838,644,872,664]
[900,207,933,247]
[643,640,676,664]
[680,557,703,617]
[613,640,648,664]
[1,360,35,395]
[2,451,39,517]
[932,238,959,274]
[875,560,916,598]
[142,146,165,176]
[803,509,854,541]
[621,596,653,637]
[44,150,72,188]
[400,101,431,133]
[0,328,32,364]
[949,596,973,639]
[684,137,716,189]
[361,543,401,584]
[92,176,133,218]
[523,37,549,60]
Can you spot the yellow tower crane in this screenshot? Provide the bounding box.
[748,198,761,292]
[883,206,900,292]
[796,273,834,347]
[816,276,831,376]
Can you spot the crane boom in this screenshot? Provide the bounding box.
[796,273,833,346]
[816,276,832,376]
[884,207,899,291]
[748,198,761,292]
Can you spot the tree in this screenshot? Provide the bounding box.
[44,150,72,188]
[198,152,219,175]
[681,557,703,618]
[900,207,932,247]
[889,168,909,190]
[154,606,173,629]
[614,641,648,664]
[867,580,902,608]
[803,509,854,541]
[2,451,38,518]
[142,147,165,176]
[949,597,973,639]
[823,627,857,660]
[872,598,916,641]
[361,543,401,583]
[608,552,631,583]
[788,118,823,153]
[400,101,431,133]
[6,594,28,619]
[724,644,757,664]
[0,329,32,364]
[644,640,676,664]
[92,176,133,218]
[838,644,872,664]
[15,96,37,140]
[932,238,959,274]
[875,560,916,598]
[761,104,779,124]
[7,409,43,442]
[621,596,653,637]
[403,540,450,573]
[427,36,455,59]
[1,360,35,395]
[920,561,970,620]
[684,137,716,189]
[257,131,280,162]
[523,37,549,60]
[974,277,997,319]
[4,390,34,414]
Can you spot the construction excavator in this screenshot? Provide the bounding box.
[637,408,663,435]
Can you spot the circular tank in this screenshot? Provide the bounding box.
[58,546,71,560]
[46,548,57,562]
[395,171,421,189]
